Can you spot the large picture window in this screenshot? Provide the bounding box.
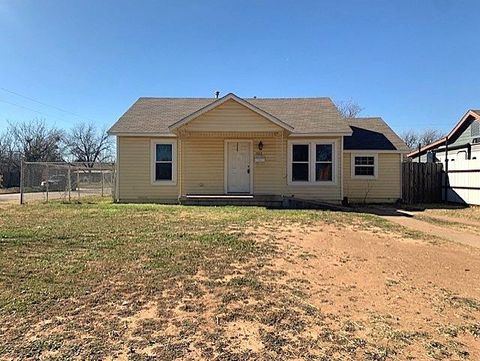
[288,141,336,184]
[152,140,177,184]
[351,154,377,178]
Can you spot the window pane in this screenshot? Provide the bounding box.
[293,144,309,162]
[156,144,172,161]
[355,156,374,165]
[355,166,374,176]
[316,163,332,181]
[292,163,309,181]
[316,144,332,162]
[155,163,172,180]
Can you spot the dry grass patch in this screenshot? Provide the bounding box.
[0,198,479,360]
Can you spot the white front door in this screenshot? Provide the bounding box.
[227,141,251,193]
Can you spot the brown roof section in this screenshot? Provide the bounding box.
[108,95,351,135]
[344,118,409,152]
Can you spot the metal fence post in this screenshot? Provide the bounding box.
[45,164,49,203]
[101,169,104,197]
[20,159,25,205]
[67,165,71,202]
[77,169,80,200]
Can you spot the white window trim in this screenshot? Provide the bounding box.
[351,153,378,179]
[151,139,177,185]
[287,140,337,186]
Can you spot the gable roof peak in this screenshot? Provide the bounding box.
[168,92,294,132]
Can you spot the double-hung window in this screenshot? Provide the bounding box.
[352,154,377,178]
[289,141,335,184]
[292,144,310,181]
[315,144,333,182]
[152,140,177,184]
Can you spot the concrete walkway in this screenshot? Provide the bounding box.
[382,212,480,249]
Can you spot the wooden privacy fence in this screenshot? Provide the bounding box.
[402,162,443,204]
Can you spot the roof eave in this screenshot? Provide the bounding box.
[107,131,176,137]
[289,131,352,137]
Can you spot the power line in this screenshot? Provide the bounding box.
[0,98,72,124]
[0,86,97,122]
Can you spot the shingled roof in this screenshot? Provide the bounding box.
[344,118,409,152]
[108,94,352,135]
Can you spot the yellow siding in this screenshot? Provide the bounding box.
[117,136,179,202]
[181,134,342,200]
[343,153,401,203]
[254,136,284,194]
[117,134,345,202]
[183,99,282,132]
[181,134,284,195]
[182,137,224,194]
[118,135,401,204]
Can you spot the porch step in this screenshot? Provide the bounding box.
[179,194,284,207]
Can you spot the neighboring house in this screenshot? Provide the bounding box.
[408,109,480,163]
[408,109,480,205]
[108,93,409,205]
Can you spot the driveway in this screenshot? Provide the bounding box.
[365,206,480,249]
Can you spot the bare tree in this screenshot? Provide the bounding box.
[9,119,64,162]
[400,130,419,150]
[401,128,445,150]
[65,123,113,167]
[0,129,22,188]
[419,129,444,147]
[336,99,364,118]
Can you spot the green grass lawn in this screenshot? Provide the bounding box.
[1,198,476,360]
[0,199,366,359]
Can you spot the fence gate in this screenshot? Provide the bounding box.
[402,162,443,204]
[444,157,480,205]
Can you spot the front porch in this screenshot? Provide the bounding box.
[178,194,346,210]
[178,194,284,207]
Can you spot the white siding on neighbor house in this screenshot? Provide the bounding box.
[117,136,179,202]
[343,153,402,202]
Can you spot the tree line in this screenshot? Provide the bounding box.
[0,119,113,188]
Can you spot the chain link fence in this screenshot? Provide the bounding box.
[20,162,116,204]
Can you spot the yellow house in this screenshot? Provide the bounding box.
[108,93,409,205]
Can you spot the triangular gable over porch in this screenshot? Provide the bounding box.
[168,93,294,133]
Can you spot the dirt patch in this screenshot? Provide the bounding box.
[2,202,480,360]
[266,222,480,360]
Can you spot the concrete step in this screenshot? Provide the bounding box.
[179,194,284,207]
